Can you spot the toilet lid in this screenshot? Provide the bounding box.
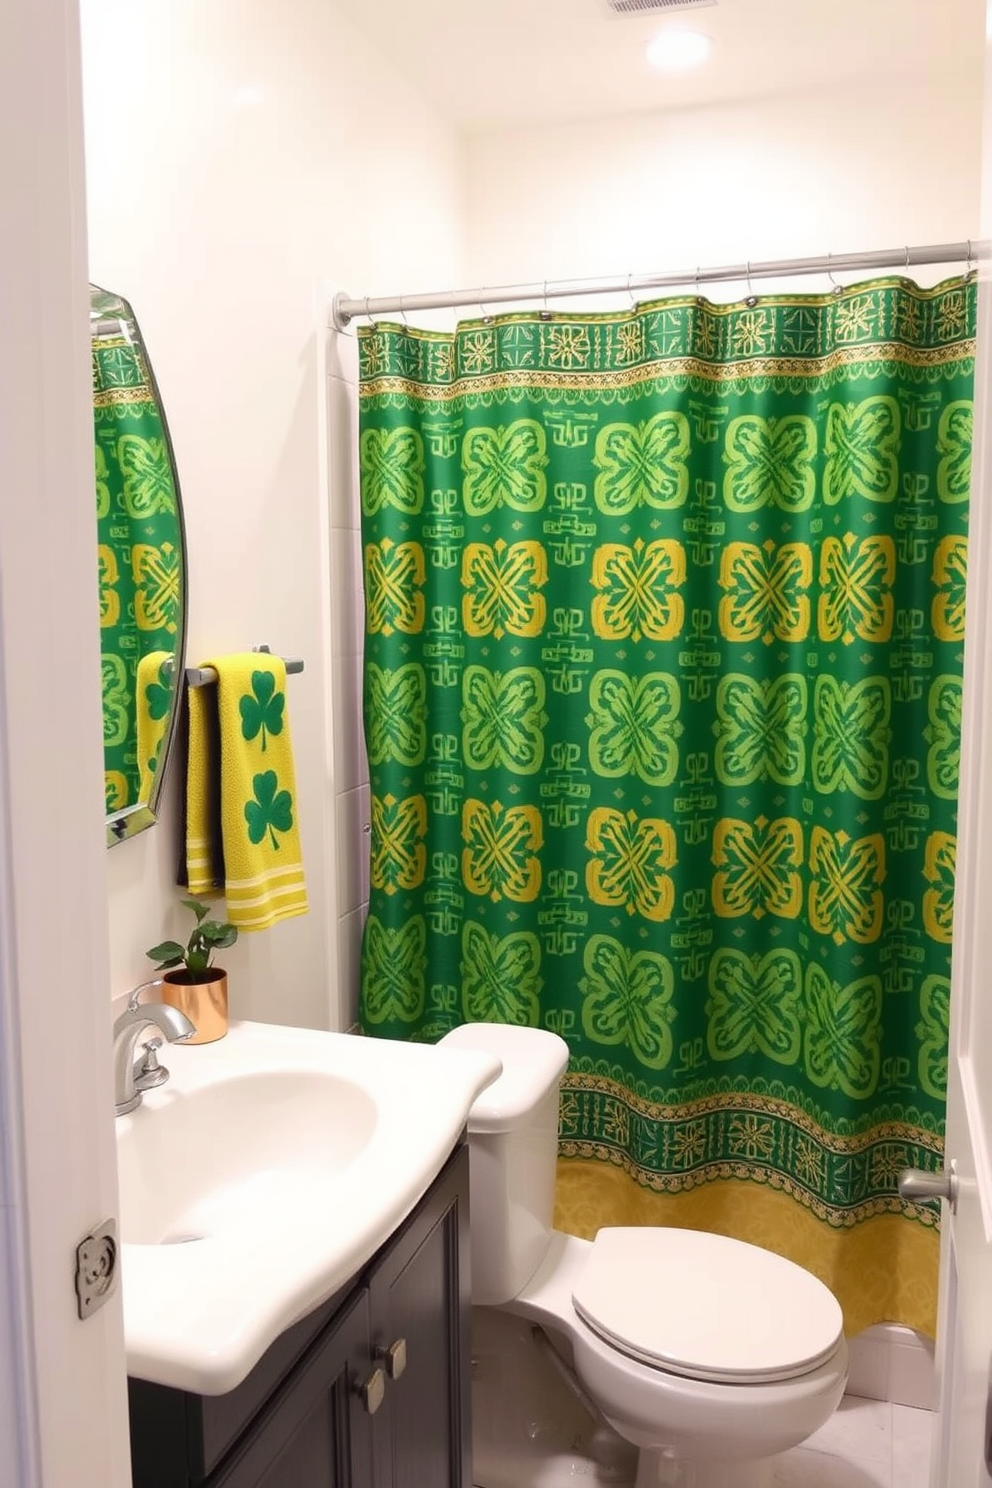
[572,1228,844,1385]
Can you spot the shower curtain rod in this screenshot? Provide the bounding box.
[331,240,985,330]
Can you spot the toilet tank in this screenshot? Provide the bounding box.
[439,1023,570,1305]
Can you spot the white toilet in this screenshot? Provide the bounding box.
[440,1022,849,1488]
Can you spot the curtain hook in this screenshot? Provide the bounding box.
[744,261,757,307]
[966,239,976,280]
[627,272,638,312]
[826,252,843,297]
[905,245,911,272]
[540,279,552,321]
[364,295,379,331]
[397,293,409,327]
[478,287,494,325]
[695,264,705,306]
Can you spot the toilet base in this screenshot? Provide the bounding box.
[634,1449,774,1488]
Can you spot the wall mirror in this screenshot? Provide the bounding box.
[91,286,187,847]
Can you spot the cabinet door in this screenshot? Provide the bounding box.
[208,1290,375,1488]
[368,1146,471,1488]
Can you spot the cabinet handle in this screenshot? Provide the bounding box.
[376,1337,407,1380]
[359,1365,386,1415]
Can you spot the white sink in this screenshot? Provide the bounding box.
[116,1019,500,1395]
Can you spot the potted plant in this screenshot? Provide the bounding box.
[146,896,238,1044]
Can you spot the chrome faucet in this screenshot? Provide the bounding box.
[113,979,196,1116]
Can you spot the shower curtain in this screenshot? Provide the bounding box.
[357,276,974,1336]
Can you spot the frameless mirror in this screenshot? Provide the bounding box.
[91,286,187,846]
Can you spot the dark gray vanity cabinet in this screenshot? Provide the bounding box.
[128,1142,471,1488]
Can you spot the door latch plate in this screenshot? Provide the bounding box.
[75,1218,118,1320]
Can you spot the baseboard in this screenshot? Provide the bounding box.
[846,1323,935,1410]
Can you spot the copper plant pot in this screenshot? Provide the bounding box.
[161,969,228,1044]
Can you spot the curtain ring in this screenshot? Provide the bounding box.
[966,239,976,279]
[695,265,705,306]
[364,295,379,331]
[744,261,757,307]
[397,293,409,327]
[478,288,494,325]
[627,272,638,312]
[826,252,843,298]
[905,245,911,271]
[540,279,552,321]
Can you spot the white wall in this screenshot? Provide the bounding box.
[80,0,464,1031]
[464,75,983,294]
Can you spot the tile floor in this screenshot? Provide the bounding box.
[771,1395,933,1486]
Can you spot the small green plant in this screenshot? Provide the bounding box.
[146,897,238,983]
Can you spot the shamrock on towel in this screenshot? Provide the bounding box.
[245,770,294,850]
[239,670,286,752]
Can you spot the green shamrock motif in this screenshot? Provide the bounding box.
[244,770,294,850]
[95,444,111,519]
[812,676,891,800]
[916,975,950,1100]
[706,948,802,1065]
[462,665,547,775]
[803,963,882,1100]
[360,426,426,516]
[714,673,807,786]
[925,676,962,801]
[722,414,817,513]
[592,410,690,515]
[366,663,427,765]
[462,420,549,515]
[362,915,426,1025]
[460,920,542,1025]
[580,934,675,1071]
[102,654,130,748]
[822,396,900,505]
[239,671,285,753]
[117,433,177,517]
[937,400,972,503]
[145,657,174,722]
[587,670,681,785]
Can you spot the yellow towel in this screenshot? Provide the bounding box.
[185,653,309,931]
[136,650,173,805]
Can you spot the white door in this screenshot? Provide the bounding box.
[0,2,132,1486]
[929,20,992,1462]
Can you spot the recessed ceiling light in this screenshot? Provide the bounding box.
[646,28,713,71]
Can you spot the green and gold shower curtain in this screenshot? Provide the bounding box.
[358,277,974,1336]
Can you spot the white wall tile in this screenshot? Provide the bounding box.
[335,784,371,916]
[337,906,367,1033]
[326,374,360,531]
[332,652,368,796]
[330,526,365,659]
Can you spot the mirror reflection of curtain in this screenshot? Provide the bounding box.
[93,307,180,817]
[357,275,974,1342]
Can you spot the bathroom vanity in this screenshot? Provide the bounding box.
[128,1143,470,1488]
[114,1020,500,1488]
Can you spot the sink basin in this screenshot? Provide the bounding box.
[115,1019,500,1395]
[116,1069,378,1246]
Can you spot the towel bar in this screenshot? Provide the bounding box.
[185,652,305,688]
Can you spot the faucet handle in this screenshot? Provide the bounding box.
[134,1037,170,1093]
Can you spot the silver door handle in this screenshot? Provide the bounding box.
[898,1166,958,1210]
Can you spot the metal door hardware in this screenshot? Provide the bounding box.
[898,1165,958,1211]
[74,1218,118,1319]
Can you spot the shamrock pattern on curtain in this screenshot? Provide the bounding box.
[357,277,974,1336]
[94,313,182,815]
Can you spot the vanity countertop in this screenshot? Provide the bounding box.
[116,1019,500,1394]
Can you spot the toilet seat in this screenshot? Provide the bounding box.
[572,1227,844,1386]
